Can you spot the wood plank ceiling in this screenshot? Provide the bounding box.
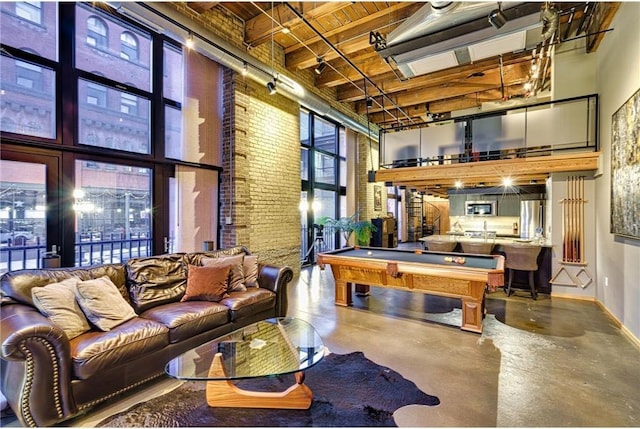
[186,2,619,196]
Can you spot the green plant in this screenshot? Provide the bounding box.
[316,213,377,246]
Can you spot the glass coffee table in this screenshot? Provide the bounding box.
[165,317,325,409]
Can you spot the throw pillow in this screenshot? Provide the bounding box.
[181,264,230,302]
[202,254,246,292]
[74,276,137,331]
[31,277,91,339]
[243,255,260,288]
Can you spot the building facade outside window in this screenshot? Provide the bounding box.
[86,16,107,49]
[0,2,198,273]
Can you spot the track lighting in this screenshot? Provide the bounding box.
[185,33,194,49]
[488,3,507,29]
[314,58,326,75]
[241,62,248,76]
[266,79,277,95]
[366,97,373,108]
[369,31,387,50]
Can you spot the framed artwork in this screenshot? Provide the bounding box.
[374,185,383,211]
[610,88,640,239]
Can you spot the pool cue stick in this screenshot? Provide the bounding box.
[576,176,581,262]
[573,175,576,262]
[580,176,585,262]
[568,177,573,262]
[570,176,576,262]
[576,176,580,262]
[563,180,568,262]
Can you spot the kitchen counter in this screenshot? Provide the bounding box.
[419,234,553,248]
[419,234,553,294]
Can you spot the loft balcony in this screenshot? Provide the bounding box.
[373,94,599,196]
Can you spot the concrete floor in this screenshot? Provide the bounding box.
[3,253,640,427]
[291,265,640,427]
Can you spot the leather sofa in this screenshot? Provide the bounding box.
[0,246,293,427]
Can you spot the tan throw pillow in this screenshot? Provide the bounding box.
[202,255,246,292]
[74,276,137,331]
[31,277,91,339]
[243,255,260,288]
[182,264,230,302]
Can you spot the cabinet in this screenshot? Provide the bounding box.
[371,217,397,248]
[449,194,466,216]
[497,194,520,216]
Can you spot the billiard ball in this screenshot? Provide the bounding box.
[367,251,373,255]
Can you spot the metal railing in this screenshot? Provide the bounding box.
[0,233,152,274]
[300,225,338,266]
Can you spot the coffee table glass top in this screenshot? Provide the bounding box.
[165,317,325,381]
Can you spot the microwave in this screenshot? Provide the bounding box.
[465,201,497,216]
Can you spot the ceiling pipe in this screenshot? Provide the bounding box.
[283,3,415,126]
[110,2,378,141]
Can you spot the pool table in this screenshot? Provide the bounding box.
[316,246,505,333]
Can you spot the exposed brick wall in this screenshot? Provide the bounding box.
[358,133,381,232]
[169,2,380,274]
[220,71,301,270]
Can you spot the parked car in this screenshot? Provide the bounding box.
[0,228,34,245]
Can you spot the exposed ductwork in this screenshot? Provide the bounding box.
[378,2,544,79]
[110,2,377,141]
[541,4,560,41]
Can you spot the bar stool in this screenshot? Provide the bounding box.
[461,241,494,254]
[425,240,457,252]
[503,243,542,300]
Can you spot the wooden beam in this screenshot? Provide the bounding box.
[284,3,422,70]
[356,63,530,114]
[335,52,532,100]
[374,153,601,186]
[244,2,353,47]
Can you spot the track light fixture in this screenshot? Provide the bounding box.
[241,62,248,76]
[266,78,277,95]
[488,2,507,29]
[369,31,387,50]
[366,97,373,108]
[185,32,194,49]
[314,57,327,75]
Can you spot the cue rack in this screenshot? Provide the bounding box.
[561,175,586,263]
[551,175,593,289]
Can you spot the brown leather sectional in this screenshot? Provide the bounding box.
[0,246,293,427]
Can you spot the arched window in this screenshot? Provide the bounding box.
[120,32,138,62]
[87,16,107,49]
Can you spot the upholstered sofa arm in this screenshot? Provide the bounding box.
[1,304,76,427]
[258,264,294,317]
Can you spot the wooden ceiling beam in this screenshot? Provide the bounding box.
[243,2,353,47]
[284,3,421,69]
[335,52,532,99]
[356,63,530,114]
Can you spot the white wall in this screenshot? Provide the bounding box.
[548,19,599,300]
[594,2,640,340]
[552,38,597,99]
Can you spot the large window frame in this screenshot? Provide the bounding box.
[0,2,217,271]
[300,109,346,264]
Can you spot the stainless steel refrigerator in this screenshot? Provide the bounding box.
[520,200,544,240]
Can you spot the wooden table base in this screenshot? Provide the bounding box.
[205,353,313,409]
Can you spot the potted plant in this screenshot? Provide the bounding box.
[316,213,377,246]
